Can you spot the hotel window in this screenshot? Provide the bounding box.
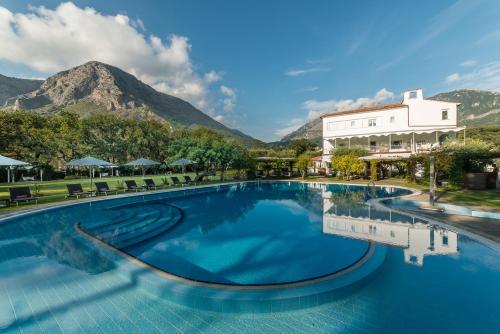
[368,118,377,127]
[409,91,417,99]
[350,120,356,127]
[390,116,395,123]
[443,235,449,246]
[327,122,335,131]
[442,109,448,120]
[390,231,395,238]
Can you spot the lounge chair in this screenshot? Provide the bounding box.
[9,187,38,206]
[191,174,205,185]
[125,180,145,192]
[183,175,194,185]
[170,176,182,186]
[95,182,117,196]
[66,184,93,199]
[144,179,157,190]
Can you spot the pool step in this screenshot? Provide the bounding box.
[113,210,182,250]
[83,210,138,231]
[96,210,162,239]
[80,203,183,251]
[91,210,158,235]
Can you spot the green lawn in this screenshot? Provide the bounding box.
[0,172,231,212]
[437,189,500,211]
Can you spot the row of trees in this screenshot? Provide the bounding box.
[0,110,256,180]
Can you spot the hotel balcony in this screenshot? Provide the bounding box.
[323,127,465,159]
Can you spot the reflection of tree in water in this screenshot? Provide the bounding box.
[294,187,323,214]
[170,186,260,234]
[0,211,115,274]
[326,187,367,216]
[169,182,327,235]
[43,231,115,274]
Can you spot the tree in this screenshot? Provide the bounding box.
[330,148,367,179]
[288,139,317,157]
[296,153,312,179]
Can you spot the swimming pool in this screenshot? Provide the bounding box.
[0,181,499,333]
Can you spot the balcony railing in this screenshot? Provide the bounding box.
[326,143,440,154]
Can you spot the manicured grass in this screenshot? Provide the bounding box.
[309,176,429,190]
[0,172,230,212]
[437,189,500,211]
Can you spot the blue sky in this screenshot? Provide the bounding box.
[1,0,500,141]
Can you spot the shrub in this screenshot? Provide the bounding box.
[331,148,367,180]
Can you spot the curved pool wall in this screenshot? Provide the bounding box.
[0,181,406,313]
[73,181,407,312]
[1,181,500,333]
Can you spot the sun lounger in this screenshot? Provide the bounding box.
[144,179,157,190]
[170,176,182,186]
[95,182,117,196]
[66,184,92,199]
[191,174,205,185]
[183,175,194,184]
[9,187,38,206]
[125,180,145,192]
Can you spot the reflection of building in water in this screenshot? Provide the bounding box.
[322,191,458,266]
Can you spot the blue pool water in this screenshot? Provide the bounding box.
[0,181,499,333]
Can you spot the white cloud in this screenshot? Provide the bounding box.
[284,67,331,77]
[446,73,461,83]
[460,60,477,67]
[476,29,500,45]
[214,115,225,123]
[220,85,236,112]
[274,118,306,138]
[303,88,395,115]
[296,86,319,93]
[0,2,227,113]
[220,85,236,97]
[275,88,395,139]
[445,61,500,90]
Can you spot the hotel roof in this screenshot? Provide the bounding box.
[320,103,407,118]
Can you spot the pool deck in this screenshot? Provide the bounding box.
[393,207,500,244]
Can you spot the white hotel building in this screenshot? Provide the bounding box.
[321,88,465,164]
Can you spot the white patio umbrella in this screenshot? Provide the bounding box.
[65,156,113,194]
[124,158,161,178]
[0,154,30,183]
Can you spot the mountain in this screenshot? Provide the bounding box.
[0,74,43,105]
[280,117,323,145]
[429,89,500,126]
[2,61,264,147]
[280,89,500,143]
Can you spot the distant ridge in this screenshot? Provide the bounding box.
[0,74,42,105]
[1,61,264,147]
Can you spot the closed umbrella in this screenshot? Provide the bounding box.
[124,158,161,178]
[65,156,112,195]
[0,154,29,183]
[170,158,196,174]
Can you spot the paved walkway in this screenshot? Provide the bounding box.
[394,207,500,244]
